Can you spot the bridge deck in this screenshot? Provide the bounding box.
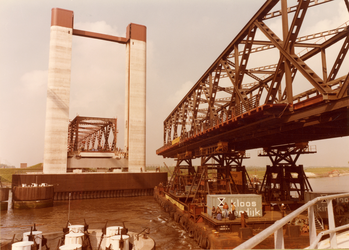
[158,96,349,158]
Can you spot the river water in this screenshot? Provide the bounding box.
[307,175,349,193]
[1,175,348,249]
[0,196,199,249]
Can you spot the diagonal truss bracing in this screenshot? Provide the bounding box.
[159,0,349,153]
[68,116,118,155]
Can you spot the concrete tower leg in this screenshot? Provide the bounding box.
[43,9,73,174]
[125,24,147,172]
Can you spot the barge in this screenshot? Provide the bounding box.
[154,185,349,249]
[154,185,287,249]
[152,147,349,249]
[153,141,325,248]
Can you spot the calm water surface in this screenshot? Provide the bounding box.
[308,175,349,193]
[1,196,199,250]
[1,176,348,248]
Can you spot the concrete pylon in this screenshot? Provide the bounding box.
[43,9,147,174]
[43,9,73,174]
[125,24,147,172]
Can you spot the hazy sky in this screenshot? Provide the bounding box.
[1,0,348,168]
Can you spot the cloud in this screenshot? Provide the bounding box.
[20,70,48,95]
[167,80,193,107]
[74,21,123,37]
[69,21,126,121]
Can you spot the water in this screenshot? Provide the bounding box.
[1,176,348,248]
[0,196,199,250]
[308,175,349,193]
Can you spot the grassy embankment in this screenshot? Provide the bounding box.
[0,164,167,186]
[1,164,348,186]
[147,165,349,180]
[0,163,43,187]
[245,166,349,179]
[303,166,349,177]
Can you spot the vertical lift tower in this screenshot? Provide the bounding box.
[43,8,146,173]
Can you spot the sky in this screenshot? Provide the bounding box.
[0,0,348,168]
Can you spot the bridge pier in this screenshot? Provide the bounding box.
[258,142,315,202]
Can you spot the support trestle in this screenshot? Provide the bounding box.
[166,142,253,204]
[259,142,315,202]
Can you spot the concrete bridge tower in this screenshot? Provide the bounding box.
[43,8,146,174]
[43,9,73,174]
[124,24,147,172]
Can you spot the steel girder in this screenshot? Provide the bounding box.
[67,116,118,155]
[159,0,349,157]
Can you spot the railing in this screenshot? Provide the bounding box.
[234,95,260,117]
[234,193,349,249]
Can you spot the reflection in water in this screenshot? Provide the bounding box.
[1,196,199,250]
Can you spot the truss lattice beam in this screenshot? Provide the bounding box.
[159,0,349,157]
[68,116,118,155]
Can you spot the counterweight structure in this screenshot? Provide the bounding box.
[43,8,146,174]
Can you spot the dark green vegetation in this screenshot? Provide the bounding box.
[0,163,43,186]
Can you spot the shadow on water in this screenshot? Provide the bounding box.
[1,196,200,250]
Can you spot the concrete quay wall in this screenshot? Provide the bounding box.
[12,172,167,201]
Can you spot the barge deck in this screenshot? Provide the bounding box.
[154,187,312,249]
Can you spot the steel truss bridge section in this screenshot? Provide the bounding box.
[157,0,349,159]
[67,116,119,156]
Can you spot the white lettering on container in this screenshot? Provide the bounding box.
[230,198,262,217]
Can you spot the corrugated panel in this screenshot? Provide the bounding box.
[12,186,54,201]
[207,194,262,218]
[0,188,10,201]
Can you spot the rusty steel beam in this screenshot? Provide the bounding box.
[336,73,349,99]
[73,29,128,44]
[263,0,334,20]
[68,116,118,155]
[158,0,349,158]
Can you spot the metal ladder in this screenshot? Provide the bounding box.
[315,210,324,230]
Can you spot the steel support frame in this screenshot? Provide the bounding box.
[167,142,252,204]
[166,157,195,196]
[191,152,251,202]
[259,143,314,202]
